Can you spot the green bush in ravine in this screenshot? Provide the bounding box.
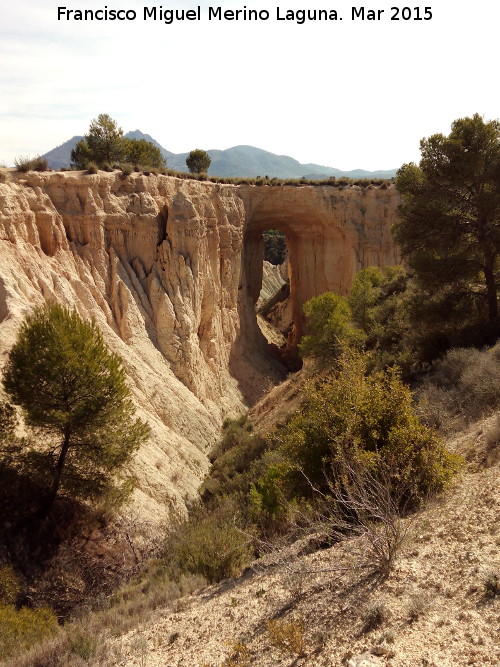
[263,229,287,265]
[0,567,58,659]
[0,604,58,658]
[348,266,416,373]
[164,501,253,583]
[200,417,268,502]
[251,352,459,516]
[164,349,460,583]
[323,264,499,375]
[298,292,365,363]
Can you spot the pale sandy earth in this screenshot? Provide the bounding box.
[112,417,499,667]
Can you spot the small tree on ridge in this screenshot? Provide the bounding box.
[186,148,211,174]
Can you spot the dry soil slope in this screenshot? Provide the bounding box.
[114,415,499,667]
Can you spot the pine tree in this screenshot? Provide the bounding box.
[186,148,211,173]
[395,114,500,324]
[3,303,149,517]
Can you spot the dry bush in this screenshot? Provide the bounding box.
[361,602,389,634]
[406,592,433,622]
[267,617,305,656]
[483,573,500,598]
[482,416,500,467]
[5,567,203,667]
[163,503,253,583]
[417,344,500,432]
[283,563,308,601]
[298,460,415,581]
[14,156,49,172]
[0,604,59,660]
[219,640,251,667]
[0,566,20,605]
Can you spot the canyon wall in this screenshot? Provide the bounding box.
[0,170,399,524]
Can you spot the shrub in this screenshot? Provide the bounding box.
[14,156,49,172]
[0,566,20,605]
[484,573,500,598]
[406,592,433,622]
[120,162,134,177]
[164,503,253,582]
[267,617,305,656]
[0,604,58,658]
[201,419,267,502]
[263,229,287,265]
[348,266,415,374]
[323,461,414,578]
[68,632,97,661]
[220,640,251,667]
[254,352,458,511]
[298,292,365,363]
[417,343,500,431]
[362,603,388,633]
[86,162,98,174]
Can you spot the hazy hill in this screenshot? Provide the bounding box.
[42,135,84,170]
[42,131,397,179]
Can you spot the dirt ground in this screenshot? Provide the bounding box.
[112,416,499,667]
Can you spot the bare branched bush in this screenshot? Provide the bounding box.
[292,459,414,581]
[330,465,413,579]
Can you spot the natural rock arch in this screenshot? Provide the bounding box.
[238,185,400,355]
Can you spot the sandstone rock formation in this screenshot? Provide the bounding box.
[257,260,288,309]
[0,170,400,525]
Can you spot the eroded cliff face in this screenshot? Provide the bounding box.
[0,170,399,525]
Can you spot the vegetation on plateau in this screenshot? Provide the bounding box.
[70,114,165,170]
[186,148,212,174]
[13,155,49,172]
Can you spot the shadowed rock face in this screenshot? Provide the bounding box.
[0,171,399,524]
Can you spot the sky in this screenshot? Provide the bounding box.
[1,1,499,170]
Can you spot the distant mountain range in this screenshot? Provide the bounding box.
[42,130,398,179]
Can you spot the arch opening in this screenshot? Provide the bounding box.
[242,223,303,371]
